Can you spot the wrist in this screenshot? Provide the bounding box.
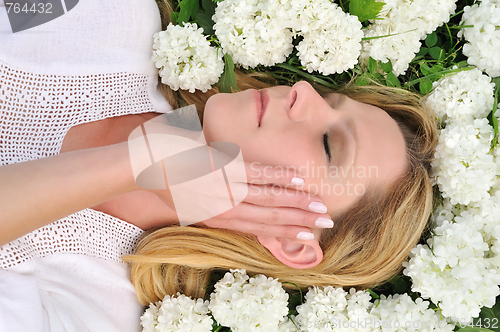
[106,141,142,194]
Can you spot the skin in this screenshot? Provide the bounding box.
[203,81,408,217]
[202,81,408,268]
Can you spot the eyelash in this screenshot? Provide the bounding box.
[323,132,331,162]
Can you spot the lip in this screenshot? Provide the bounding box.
[256,89,268,127]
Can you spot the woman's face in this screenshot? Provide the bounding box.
[203,81,408,217]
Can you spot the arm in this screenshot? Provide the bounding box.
[0,142,135,246]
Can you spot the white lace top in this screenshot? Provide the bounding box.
[0,0,172,331]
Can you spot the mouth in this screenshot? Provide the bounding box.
[256,89,269,127]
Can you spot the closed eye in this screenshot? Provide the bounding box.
[323,132,331,162]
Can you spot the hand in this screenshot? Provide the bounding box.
[197,162,334,241]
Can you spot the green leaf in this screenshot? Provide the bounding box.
[218,54,238,93]
[170,11,179,24]
[177,0,199,24]
[419,79,433,94]
[355,74,371,86]
[202,0,217,14]
[385,72,401,87]
[195,12,215,35]
[430,64,444,73]
[195,0,217,34]
[425,32,438,48]
[456,328,495,332]
[372,72,384,82]
[420,63,431,76]
[368,57,378,73]
[490,78,500,148]
[349,0,385,22]
[366,289,379,299]
[475,296,500,332]
[380,60,392,73]
[416,47,429,57]
[429,47,444,60]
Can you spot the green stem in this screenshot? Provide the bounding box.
[403,66,474,88]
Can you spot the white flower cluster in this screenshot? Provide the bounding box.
[404,69,500,321]
[426,68,497,205]
[404,198,500,321]
[293,286,453,332]
[208,269,290,332]
[212,0,294,68]
[213,0,363,74]
[425,69,495,123]
[152,23,224,93]
[361,0,458,76]
[432,118,496,205]
[140,293,213,332]
[458,0,500,77]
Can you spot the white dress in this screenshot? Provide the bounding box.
[0,0,172,331]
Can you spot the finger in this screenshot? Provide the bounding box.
[243,163,305,188]
[202,217,317,241]
[243,184,329,214]
[218,202,333,229]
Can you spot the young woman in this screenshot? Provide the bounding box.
[0,0,437,330]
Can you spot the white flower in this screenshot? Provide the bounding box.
[361,0,458,76]
[295,286,376,332]
[141,293,213,332]
[152,23,224,93]
[370,294,454,331]
[432,118,496,205]
[425,68,495,124]
[458,0,500,77]
[208,269,289,332]
[294,1,363,75]
[404,203,500,322]
[213,0,294,68]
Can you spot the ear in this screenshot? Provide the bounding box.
[257,235,323,269]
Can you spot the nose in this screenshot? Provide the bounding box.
[286,81,322,122]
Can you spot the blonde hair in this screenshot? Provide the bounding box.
[123,1,438,305]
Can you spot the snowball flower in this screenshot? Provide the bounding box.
[432,118,496,205]
[361,0,457,75]
[295,1,363,75]
[458,0,500,77]
[208,269,289,332]
[152,23,224,93]
[404,205,500,322]
[141,293,213,332]
[213,0,294,68]
[295,286,376,331]
[370,294,454,331]
[425,68,495,124]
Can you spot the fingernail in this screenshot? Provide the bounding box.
[291,177,304,186]
[309,202,327,213]
[315,217,334,228]
[296,231,315,240]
